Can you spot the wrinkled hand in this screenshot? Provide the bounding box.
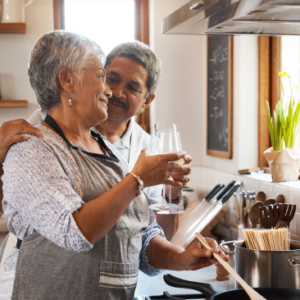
[165,154,192,200]
[0,119,43,163]
[132,149,187,188]
[175,238,228,271]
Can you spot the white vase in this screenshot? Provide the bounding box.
[264,147,300,182]
[1,0,34,23]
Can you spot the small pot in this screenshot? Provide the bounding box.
[220,240,300,289]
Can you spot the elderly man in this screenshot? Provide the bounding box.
[0,41,191,240]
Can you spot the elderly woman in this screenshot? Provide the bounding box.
[0,31,225,300]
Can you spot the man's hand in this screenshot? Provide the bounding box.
[174,238,228,271]
[166,154,192,200]
[0,119,43,163]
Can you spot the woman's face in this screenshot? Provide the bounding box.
[71,57,112,128]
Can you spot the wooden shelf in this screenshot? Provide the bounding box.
[0,23,26,34]
[0,100,28,108]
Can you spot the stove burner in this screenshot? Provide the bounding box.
[134,291,206,300]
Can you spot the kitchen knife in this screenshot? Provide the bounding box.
[191,184,224,214]
[185,181,242,243]
[185,180,235,235]
[220,181,242,205]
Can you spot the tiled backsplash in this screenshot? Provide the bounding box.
[188,166,300,240]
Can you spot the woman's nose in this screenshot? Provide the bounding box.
[105,84,112,98]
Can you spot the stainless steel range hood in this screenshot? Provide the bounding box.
[162,0,300,36]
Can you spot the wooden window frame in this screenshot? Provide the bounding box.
[53,0,65,30]
[53,0,150,133]
[134,0,150,133]
[258,36,281,168]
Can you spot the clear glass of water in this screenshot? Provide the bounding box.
[148,122,184,214]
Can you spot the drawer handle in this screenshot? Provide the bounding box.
[190,1,204,10]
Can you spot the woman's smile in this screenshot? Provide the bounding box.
[99,97,108,108]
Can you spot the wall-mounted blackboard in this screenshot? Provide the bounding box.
[207,35,233,159]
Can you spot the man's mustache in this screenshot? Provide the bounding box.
[108,96,128,109]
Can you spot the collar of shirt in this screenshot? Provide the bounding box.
[92,119,133,150]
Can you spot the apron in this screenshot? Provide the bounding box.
[11,115,150,300]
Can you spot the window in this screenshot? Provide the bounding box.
[64,0,135,55]
[281,36,300,148]
[53,0,151,132]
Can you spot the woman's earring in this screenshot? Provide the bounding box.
[68,93,72,106]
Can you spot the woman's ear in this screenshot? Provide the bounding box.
[58,68,75,93]
[141,94,155,110]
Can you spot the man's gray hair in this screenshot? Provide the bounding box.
[28,31,105,112]
[105,41,161,97]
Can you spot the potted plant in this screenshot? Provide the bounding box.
[264,72,300,182]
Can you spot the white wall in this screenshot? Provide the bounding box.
[0,0,54,125]
[149,0,258,173]
[0,0,259,174]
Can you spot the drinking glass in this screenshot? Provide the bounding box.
[148,122,184,214]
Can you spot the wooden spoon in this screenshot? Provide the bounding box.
[242,207,248,229]
[248,201,263,228]
[264,199,276,206]
[275,194,285,204]
[259,206,268,229]
[195,233,267,300]
[255,191,266,205]
[264,205,278,228]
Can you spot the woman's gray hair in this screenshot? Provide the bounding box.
[28,31,105,112]
[105,41,161,97]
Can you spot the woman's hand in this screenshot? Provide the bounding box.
[0,119,43,163]
[132,148,187,188]
[174,238,228,270]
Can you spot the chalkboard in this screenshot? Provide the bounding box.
[207,35,233,159]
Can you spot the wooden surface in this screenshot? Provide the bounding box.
[258,37,281,168]
[207,35,233,159]
[53,0,65,30]
[0,100,28,108]
[0,23,26,34]
[135,0,150,134]
[271,37,281,113]
[258,36,271,168]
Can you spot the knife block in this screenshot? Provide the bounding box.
[170,200,226,248]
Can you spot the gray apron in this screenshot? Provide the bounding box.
[11,115,149,300]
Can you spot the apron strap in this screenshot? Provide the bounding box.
[44,115,118,161]
[44,115,72,148]
[16,238,22,250]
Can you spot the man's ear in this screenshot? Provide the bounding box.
[58,68,75,93]
[141,94,155,110]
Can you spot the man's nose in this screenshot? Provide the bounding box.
[111,83,125,98]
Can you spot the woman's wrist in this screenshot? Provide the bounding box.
[126,172,144,196]
[125,174,140,194]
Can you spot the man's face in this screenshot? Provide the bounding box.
[104,56,155,124]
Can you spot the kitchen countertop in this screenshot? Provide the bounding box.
[135,260,235,298]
